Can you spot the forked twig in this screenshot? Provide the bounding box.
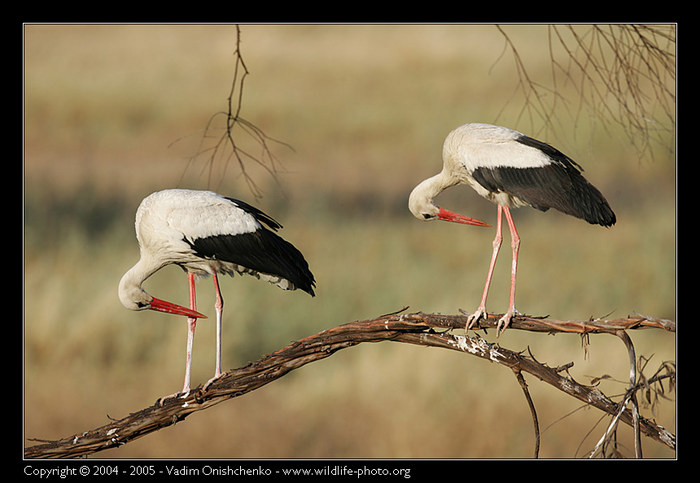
[494,24,675,159]
[586,330,642,458]
[179,25,292,198]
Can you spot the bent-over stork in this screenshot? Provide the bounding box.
[409,123,615,335]
[119,189,315,399]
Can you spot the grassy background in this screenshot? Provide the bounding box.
[24,25,675,459]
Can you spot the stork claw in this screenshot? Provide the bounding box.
[464,307,488,331]
[496,314,512,336]
[462,307,520,336]
[157,389,190,407]
[495,308,519,336]
[203,372,224,393]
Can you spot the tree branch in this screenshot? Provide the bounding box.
[24,311,675,459]
[513,368,540,458]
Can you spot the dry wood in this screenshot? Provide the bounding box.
[24,311,675,459]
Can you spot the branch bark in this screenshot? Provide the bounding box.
[24,311,675,459]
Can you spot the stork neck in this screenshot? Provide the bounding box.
[409,170,459,220]
[118,255,164,309]
[418,171,458,201]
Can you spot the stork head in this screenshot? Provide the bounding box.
[118,270,207,319]
[409,179,489,227]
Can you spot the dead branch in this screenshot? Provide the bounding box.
[24,311,675,459]
[513,368,540,458]
[452,310,676,334]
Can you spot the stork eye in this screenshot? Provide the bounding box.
[423,213,435,220]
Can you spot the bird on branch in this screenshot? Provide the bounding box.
[409,123,615,335]
[119,189,315,401]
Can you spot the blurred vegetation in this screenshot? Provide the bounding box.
[24,25,675,458]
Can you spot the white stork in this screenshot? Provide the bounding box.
[119,189,315,400]
[409,123,615,335]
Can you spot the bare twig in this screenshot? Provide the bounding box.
[24,311,675,459]
[179,25,292,198]
[587,330,642,458]
[617,330,642,458]
[513,368,540,458]
[494,24,675,159]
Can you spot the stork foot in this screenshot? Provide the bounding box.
[464,306,488,331]
[157,389,190,407]
[496,308,519,336]
[203,372,223,393]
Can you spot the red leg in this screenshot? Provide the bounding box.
[159,272,197,405]
[497,206,520,335]
[182,272,198,393]
[213,271,224,379]
[467,205,503,330]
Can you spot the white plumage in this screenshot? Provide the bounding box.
[443,123,552,169]
[409,123,615,334]
[119,189,315,400]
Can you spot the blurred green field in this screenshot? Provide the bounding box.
[24,25,675,459]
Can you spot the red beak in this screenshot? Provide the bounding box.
[149,297,207,319]
[437,207,490,227]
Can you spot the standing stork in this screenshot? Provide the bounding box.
[409,123,615,335]
[119,189,315,400]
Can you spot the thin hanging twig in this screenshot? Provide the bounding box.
[494,24,675,159]
[179,25,292,198]
[513,368,540,458]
